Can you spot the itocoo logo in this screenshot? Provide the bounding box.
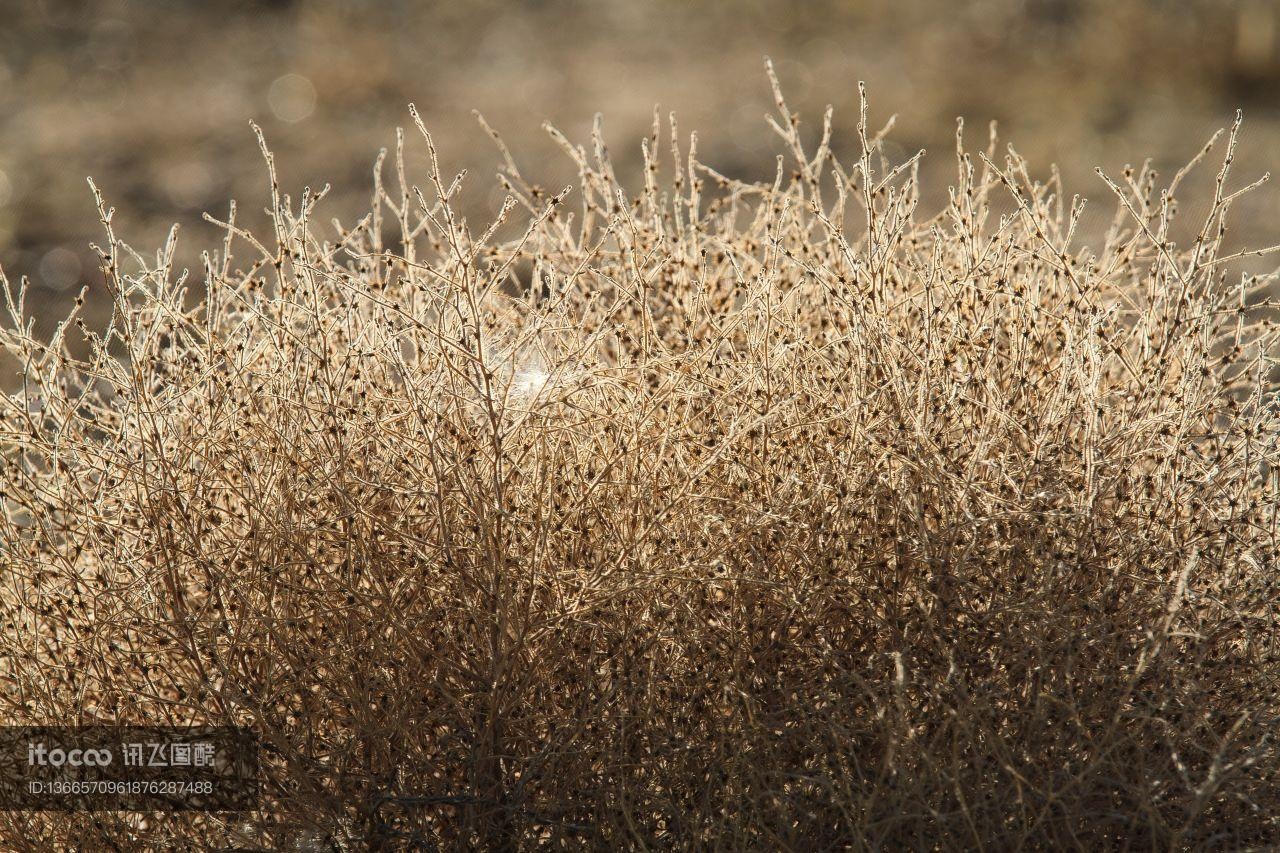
[27,742,113,767]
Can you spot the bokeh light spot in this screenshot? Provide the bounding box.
[39,247,81,292]
[268,73,317,123]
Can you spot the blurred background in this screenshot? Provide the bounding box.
[3,0,1280,337]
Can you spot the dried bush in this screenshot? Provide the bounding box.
[2,67,1278,849]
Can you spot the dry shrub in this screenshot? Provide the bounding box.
[2,67,1279,849]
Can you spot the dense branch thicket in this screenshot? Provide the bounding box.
[2,68,1278,848]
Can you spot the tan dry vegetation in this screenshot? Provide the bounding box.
[1,67,1279,848]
